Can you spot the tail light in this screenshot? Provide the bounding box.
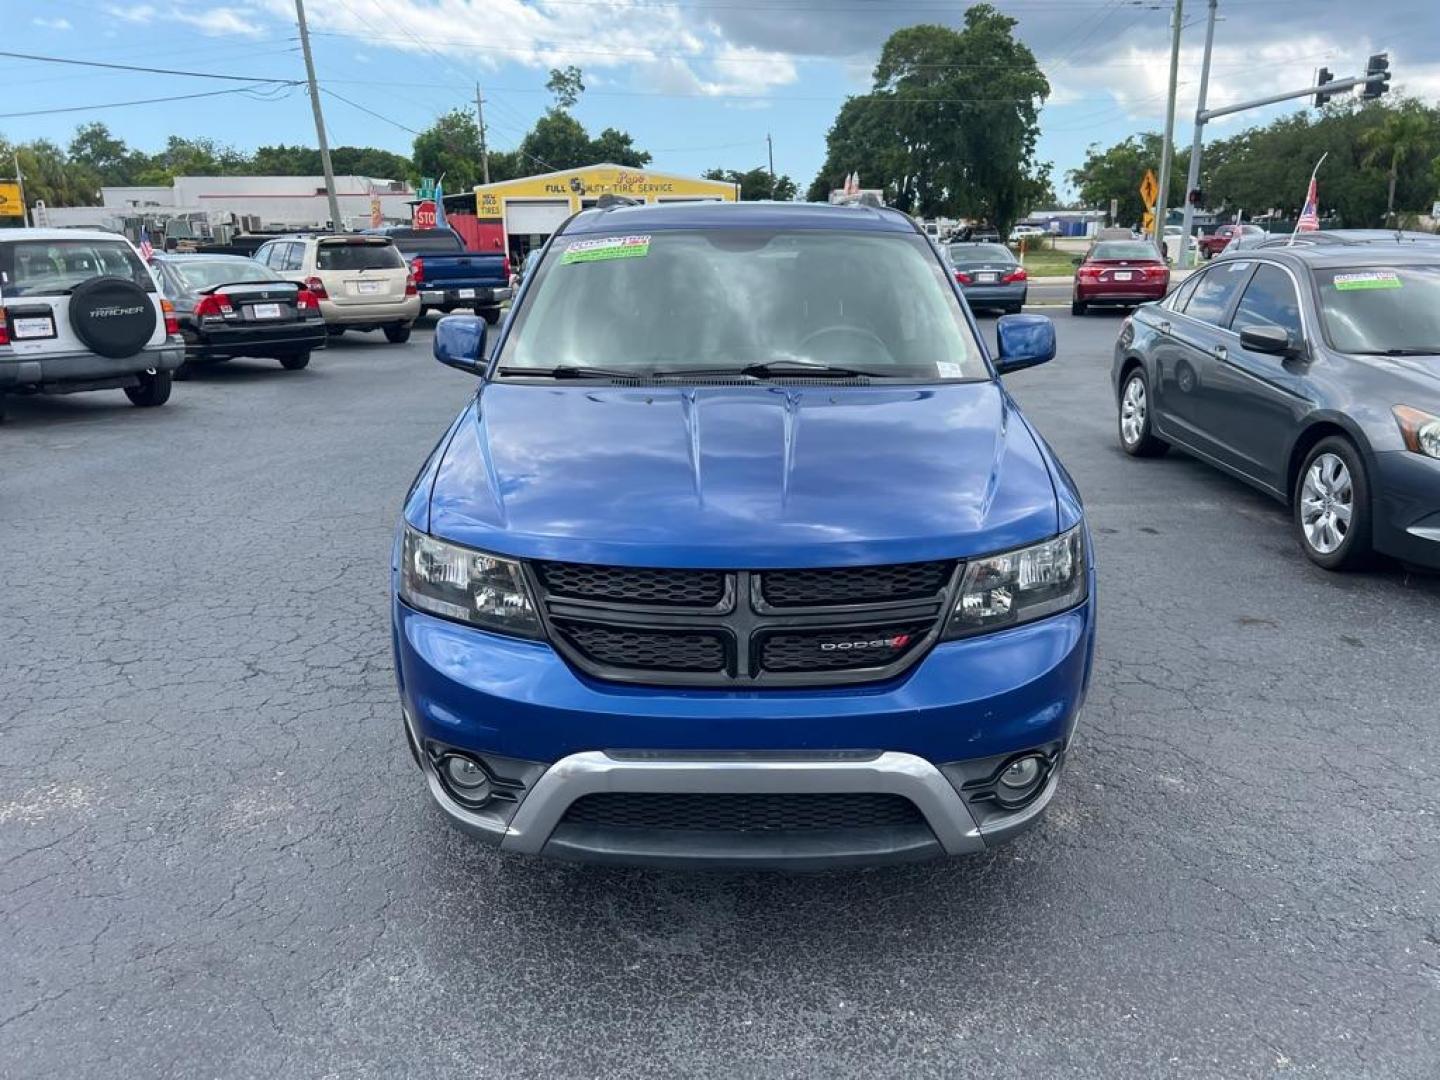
[405,274,418,297]
[1077,265,1101,281]
[954,271,973,285]
[0,310,9,347]
[1144,264,1168,281]
[502,254,512,280]
[160,298,179,336]
[304,276,328,300]
[410,256,425,283]
[193,294,234,319]
[297,288,320,311]
[1003,267,1028,283]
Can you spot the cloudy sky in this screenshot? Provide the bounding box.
[4,0,1437,198]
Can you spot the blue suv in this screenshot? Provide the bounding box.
[392,202,1095,868]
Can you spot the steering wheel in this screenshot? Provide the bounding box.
[797,324,892,361]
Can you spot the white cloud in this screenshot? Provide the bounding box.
[105,4,157,23]
[171,9,266,38]
[32,16,73,30]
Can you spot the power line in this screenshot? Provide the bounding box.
[0,83,293,119]
[321,88,421,135]
[0,49,302,85]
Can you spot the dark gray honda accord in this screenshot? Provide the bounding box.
[1112,239,1440,571]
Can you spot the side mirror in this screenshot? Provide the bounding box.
[434,314,488,377]
[1238,323,1297,357]
[995,314,1056,375]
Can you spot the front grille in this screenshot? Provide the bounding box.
[561,792,924,832]
[535,562,726,608]
[759,561,953,607]
[553,620,726,673]
[532,561,958,687]
[759,623,931,673]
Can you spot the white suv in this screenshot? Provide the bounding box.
[0,228,183,420]
[253,235,420,342]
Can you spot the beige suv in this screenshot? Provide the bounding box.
[253,235,420,342]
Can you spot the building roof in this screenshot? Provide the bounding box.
[472,163,735,193]
[562,199,919,236]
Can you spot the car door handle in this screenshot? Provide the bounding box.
[1157,320,1171,335]
[1213,345,1228,361]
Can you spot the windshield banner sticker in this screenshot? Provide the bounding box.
[561,235,652,264]
[1332,272,1402,291]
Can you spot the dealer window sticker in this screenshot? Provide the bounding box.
[560,235,651,264]
[1332,271,1402,292]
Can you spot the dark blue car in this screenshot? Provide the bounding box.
[391,201,1095,868]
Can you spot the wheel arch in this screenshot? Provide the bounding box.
[1285,416,1375,501]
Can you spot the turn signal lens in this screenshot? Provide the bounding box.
[160,298,179,336]
[946,526,1087,639]
[1393,405,1440,460]
[400,527,543,638]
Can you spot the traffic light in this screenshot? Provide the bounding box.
[1188,188,1204,207]
[1313,67,1334,108]
[1362,53,1390,100]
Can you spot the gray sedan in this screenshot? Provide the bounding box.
[1112,241,1440,570]
[942,242,1028,313]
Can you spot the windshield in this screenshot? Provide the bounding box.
[0,238,154,298]
[1315,265,1440,354]
[1091,242,1160,261]
[948,244,1014,263]
[316,241,404,271]
[169,259,280,290]
[498,229,987,381]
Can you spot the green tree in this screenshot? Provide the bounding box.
[546,66,585,110]
[808,6,1049,231]
[704,167,797,201]
[589,127,651,168]
[1361,103,1434,224]
[1067,134,1185,227]
[68,123,142,186]
[412,109,486,190]
[2,136,100,207]
[520,111,594,172]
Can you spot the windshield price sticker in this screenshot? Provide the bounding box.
[1333,272,1402,292]
[561,235,651,264]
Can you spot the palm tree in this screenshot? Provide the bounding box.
[1361,106,1433,226]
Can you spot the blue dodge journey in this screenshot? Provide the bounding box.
[391,201,1095,868]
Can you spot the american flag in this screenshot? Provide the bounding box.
[1296,176,1320,232]
[137,225,155,261]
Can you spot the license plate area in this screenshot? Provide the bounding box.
[11,313,58,339]
[1112,271,1133,281]
[976,272,999,283]
[355,280,383,295]
[457,288,476,299]
[250,302,283,320]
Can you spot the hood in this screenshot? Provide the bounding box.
[425,382,1060,567]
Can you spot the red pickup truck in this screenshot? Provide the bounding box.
[1198,223,1265,259]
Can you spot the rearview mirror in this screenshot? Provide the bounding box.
[434,315,488,377]
[1238,324,1298,357]
[995,314,1056,375]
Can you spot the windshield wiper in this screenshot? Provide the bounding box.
[496,364,646,380]
[649,360,882,380]
[1351,348,1440,357]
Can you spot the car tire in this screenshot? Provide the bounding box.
[280,351,311,370]
[124,369,172,408]
[1117,367,1168,458]
[384,324,412,344]
[1294,437,1373,571]
[1005,303,1023,315]
[174,359,197,381]
[481,308,502,326]
[327,326,346,337]
[1071,298,1087,316]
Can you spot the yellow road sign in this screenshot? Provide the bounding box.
[1142,210,1156,234]
[0,182,22,218]
[1140,169,1158,210]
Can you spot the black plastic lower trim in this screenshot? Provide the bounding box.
[541,823,943,870]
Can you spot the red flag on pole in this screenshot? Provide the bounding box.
[1296,175,1320,232]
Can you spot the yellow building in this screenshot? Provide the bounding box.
[472,164,738,260]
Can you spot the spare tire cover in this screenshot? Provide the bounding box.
[69,278,157,359]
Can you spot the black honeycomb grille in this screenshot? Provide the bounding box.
[535,562,726,608]
[561,791,924,832]
[760,562,953,607]
[759,623,930,673]
[553,620,726,673]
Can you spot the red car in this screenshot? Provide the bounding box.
[1071,240,1169,316]
[1198,223,1265,259]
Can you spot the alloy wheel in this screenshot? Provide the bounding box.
[1120,376,1147,447]
[1300,452,1353,555]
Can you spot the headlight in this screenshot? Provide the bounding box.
[944,526,1087,639]
[1393,405,1440,460]
[399,527,543,638]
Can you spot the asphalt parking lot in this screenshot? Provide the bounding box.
[3,310,1437,1079]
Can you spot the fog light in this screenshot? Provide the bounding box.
[999,754,1044,791]
[441,755,491,804]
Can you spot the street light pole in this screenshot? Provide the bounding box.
[1154,0,1184,250]
[476,84,490,186]
[1177,0,1217,268]
[766,133,776,200]
[294,0,342,231]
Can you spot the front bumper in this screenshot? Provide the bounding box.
[393,583,1095,867]
[1372,449,1440,569]
[419,286,511,309]
[0,341,184,388]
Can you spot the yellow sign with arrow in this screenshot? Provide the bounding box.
[1139,169,1158,210]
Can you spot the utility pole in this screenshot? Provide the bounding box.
[13,151,30,227]
[766,133,776,200]
[294,0,342,230]
[1177,0,1217,268]
[1153,0,1184,250]
[476,84,490,185]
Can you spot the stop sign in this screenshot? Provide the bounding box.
[414,200,437,229]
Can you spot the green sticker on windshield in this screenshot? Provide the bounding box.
[560,235,651,264]
[1333,272,1402,291]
